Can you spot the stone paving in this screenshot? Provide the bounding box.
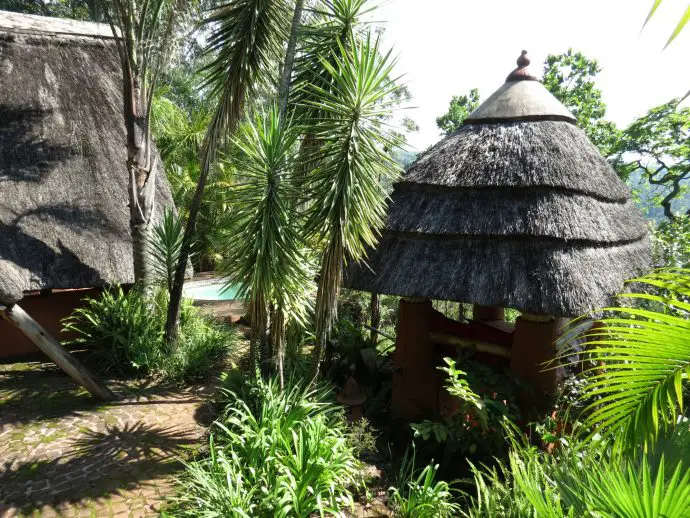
[0,360,216,517]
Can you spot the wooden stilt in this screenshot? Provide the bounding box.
[1,303,116,401]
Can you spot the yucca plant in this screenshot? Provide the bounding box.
[300,33,403,371]
[561,269,690,453]
[166,0,294,343]
[221,106,312,383]
[148,208,185,295]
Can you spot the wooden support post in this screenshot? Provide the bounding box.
[511,313,559,396]
[1,304,116,401]
[472,304,505,322]
[392,297,438,420]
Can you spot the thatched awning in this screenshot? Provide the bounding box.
[0,12,175,304]
[344,52,651,317]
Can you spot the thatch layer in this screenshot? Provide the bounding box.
[345,115,651,315]
[0,20,174,303]
[388,186,648,242]
[346,234,651,317]
[406,121,629,202]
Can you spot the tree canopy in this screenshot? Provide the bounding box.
[435,88,480,136]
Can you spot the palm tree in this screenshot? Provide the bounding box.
[101,0,193,284]
[564,269,690,453]
[165,0,293,344]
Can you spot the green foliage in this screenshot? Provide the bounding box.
[461,427,690,517]
[412,357,522,463]
[62,286,234,381]
[221,106,312,379]
[148,208,185,294]
[653,217,690,267]
[435,88,481,136]
[613,100,690,219]
[562,270,690,453]
[644,0,690,48]
[0,0,101,21]
[388,447,462,518]
[171,377,360,516]
[302,33,403,359]
[542,49,620,157]
[347,417,378,457]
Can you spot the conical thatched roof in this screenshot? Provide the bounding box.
[345,51,651,317]
[0,11,175,304]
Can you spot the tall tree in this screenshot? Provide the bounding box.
[613,100,690,220]
[100,0,192,286]
[542,49,620,157]
[165,0,292,344]
[435,88,480,136]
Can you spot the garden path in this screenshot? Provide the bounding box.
[0,359,216,517]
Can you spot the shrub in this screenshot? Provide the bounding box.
[62,286,235,381]
[170,377,361,517]
[388,447,461,518]
[460,422,690,518]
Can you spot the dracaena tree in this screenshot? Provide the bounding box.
[100,0,194,285]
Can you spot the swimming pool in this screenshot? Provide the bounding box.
[183,279,243,301]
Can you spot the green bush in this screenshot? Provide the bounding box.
[388,446,462,518]
[62,286,235,382]
[170,377,361,517]
[460,422,690,517]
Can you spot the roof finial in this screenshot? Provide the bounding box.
[506,50,538,83]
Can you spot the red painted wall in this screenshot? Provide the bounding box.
[0,288,102,359]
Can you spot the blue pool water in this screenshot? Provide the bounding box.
[183,281,242,301]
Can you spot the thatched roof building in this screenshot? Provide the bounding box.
[0,11,175,305]
[346,51,651,317]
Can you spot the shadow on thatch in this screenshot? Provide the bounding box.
[0,422,198,513]
[0,105,74,184]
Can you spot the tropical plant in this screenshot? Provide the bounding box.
[99,0,194,286]
[148,208,185,295]
[412,357,522,467]
[170,376,361,516]
[166,0,293,344]
[461,425,690,518]
[561,269,690,453]
[220,106,312,384]
[644,0,690,48]
[388,447,462,518]
[301,34,403,372]
[62,286,235,381]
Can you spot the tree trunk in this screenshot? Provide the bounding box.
[369,292,380,346]
[1,304,115,401]
[278,0,305,118]
[125,74,157,286]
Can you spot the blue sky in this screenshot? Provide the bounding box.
[371,0,690,150]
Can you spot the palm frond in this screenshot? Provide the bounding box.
[563,269,690,452]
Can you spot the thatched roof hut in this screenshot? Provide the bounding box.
[0,11,175,305]
[346,51,651,317]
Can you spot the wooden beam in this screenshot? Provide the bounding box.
[429,331,512,359]
[1,304,116,401]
